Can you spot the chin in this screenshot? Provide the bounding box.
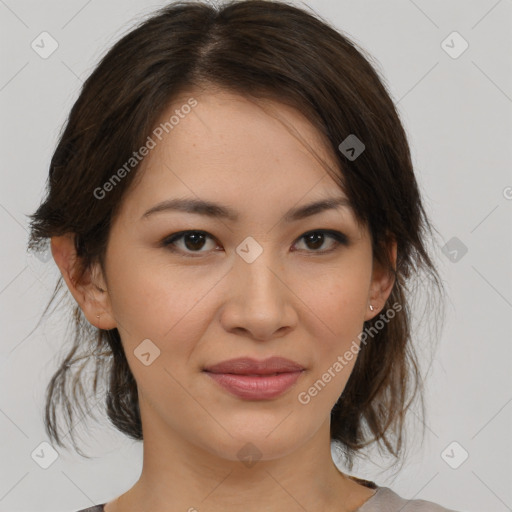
[194,422,308,464]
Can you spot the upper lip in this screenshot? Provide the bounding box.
[203,357,304,375]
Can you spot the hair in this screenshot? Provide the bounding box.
[27,0,445,472]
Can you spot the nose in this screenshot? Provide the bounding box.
[219,247,298,341]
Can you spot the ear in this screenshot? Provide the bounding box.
[50,233,117,330]
[365,236,398,321]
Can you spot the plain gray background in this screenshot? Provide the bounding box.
[1,0,511,511]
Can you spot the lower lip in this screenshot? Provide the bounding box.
[204,370,304,400]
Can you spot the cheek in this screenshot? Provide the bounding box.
[293,263,370,399]
[294,278,367,410]
[300,262,370,336]
[105,243,216,345]
[107,264,215,399]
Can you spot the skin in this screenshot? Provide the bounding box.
[52,88,397,512]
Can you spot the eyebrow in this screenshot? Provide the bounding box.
[141,196,352,223]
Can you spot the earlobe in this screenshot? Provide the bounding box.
[365,237,398,320]
[50,234,116,330]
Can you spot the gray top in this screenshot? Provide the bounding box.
[75,483,460,512]
[356,486,460,511]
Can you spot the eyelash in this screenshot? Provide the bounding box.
[161,229,349,257]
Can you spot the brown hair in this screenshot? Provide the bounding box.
[27,0,445,471]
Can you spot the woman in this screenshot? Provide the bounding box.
[28,1,458,511]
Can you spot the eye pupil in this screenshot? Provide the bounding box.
[306,232,324,250]
[185,232,206,251]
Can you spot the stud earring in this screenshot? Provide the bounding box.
[369,304,375,311]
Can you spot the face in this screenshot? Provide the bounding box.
[55,88,395,463]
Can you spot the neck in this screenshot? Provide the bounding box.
[106,418,374,512]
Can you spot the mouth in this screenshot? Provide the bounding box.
[202,357,305,400]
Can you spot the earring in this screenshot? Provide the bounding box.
[369,304,375,311]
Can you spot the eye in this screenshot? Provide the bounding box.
[162,230,219,256]
[292,230,348,254]
[162,229,348,257]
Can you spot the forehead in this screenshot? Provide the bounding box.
[119,88,348,221]
[157,88,337,169]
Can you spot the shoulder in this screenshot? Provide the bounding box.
[74,505,105,512]
[357,486,461,512]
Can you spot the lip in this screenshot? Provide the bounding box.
[203,356,304,375]
[203,357,305,400]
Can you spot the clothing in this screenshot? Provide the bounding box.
[74,477,459,512]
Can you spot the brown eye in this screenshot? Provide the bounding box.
[162,229,348,258]
[162,231,219,256]
[293,230,348,253]
[182,232,207,251]
[304,232,325,250]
